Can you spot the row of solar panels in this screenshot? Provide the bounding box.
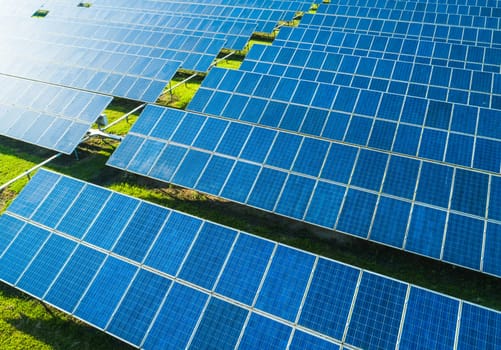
[189,67,500,173]
[274,26,500,73]
[327,0,500,15]
[1,169,499,349]
[107,105,501,277]
[0,75,111,153]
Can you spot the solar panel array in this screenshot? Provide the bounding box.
[108,104,501,277]
[0,75,112,153]
[1,0,312,150]
[1,169,500,349]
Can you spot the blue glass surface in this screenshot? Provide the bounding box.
[344,116,372,145]
[178,223,237,290]
[255,245,315,322]
[143,283,208,350]
[346,272,407,350]
[405,205,446,259]
[171,113,206,145]
[351,150,388,191]
[17,234,76,297]
[240,128,276,163]
[378,93,404,121]
[337,189,377,238]
[305,181,345,229]
[107,269,171,346]
[383,156,420,199]
[113,202,168,263]
[451,169,488,217]
[128,139,165,175]
[457,303,501,350]
[368,120,396,150]
[478,109,501,139]
[131,105,163,135]
[289,330,340,350]
[172,150,210,188]
[74,256,137,329]
[293,138,329,177]
[473,138,501,173]
[0,224,50,284]
[418,129,447,161]
[445,134,473,167]
[425,100,452,129]
[149,144,188,183]
[266,133,302,170]
[216,123,252,157]
[221,162,261,203]
[416,162,453,208]
[301,108,328,136]
[275,175,315,220]
[239,313,291,350]
[145,212,202,276]
[400,287,459,350]
[247,168,287,211]
[0,215,25,256]
[370,197,411,248]
[196,156,235,194]
[193,118,228,150]
[489,177,501,221]
[107,135,144,169]
[84,193,139,250]
[189,297,248,350]
[45,245,106,312]
[57,185,111,239]
[31,177,85,228]
[321,143,358,184]
[150,109,184,140]
[7,170,60,218]
[443,214,484,269]
[215,234,275,305]
[355,90,381,116]
[300,258,359,339]
[392,124,420,155]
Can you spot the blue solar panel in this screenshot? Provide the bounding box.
[178,223,237,290]
[299,258,359,339]
[109,101,500,276]
[400,287,459,350]
[45,245,106,312]
[346,273,407,349]
[370,197,411,247]
[74,256,137,329]
[0,223,50,284]
[255,246,315,322]
[107,269,171,346]
[144,212,202,276]
[458,303,501,350]
[112,202,168,263]
[0,76,111,153]
[215,234,275,305]
[239,313,291,349]
[2,170,500,348]
[16,234,76,297]
[143,283,208,350]
[189,297,248,350]
[83,193,139,250]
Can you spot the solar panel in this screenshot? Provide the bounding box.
[107,105,501,277]
[188,66,500,172]
[273,27,500,73]
[1,169,500,349]
[0,34,181,103]
[0,75,112,153]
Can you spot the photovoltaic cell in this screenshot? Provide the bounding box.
[1,170,500,349]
